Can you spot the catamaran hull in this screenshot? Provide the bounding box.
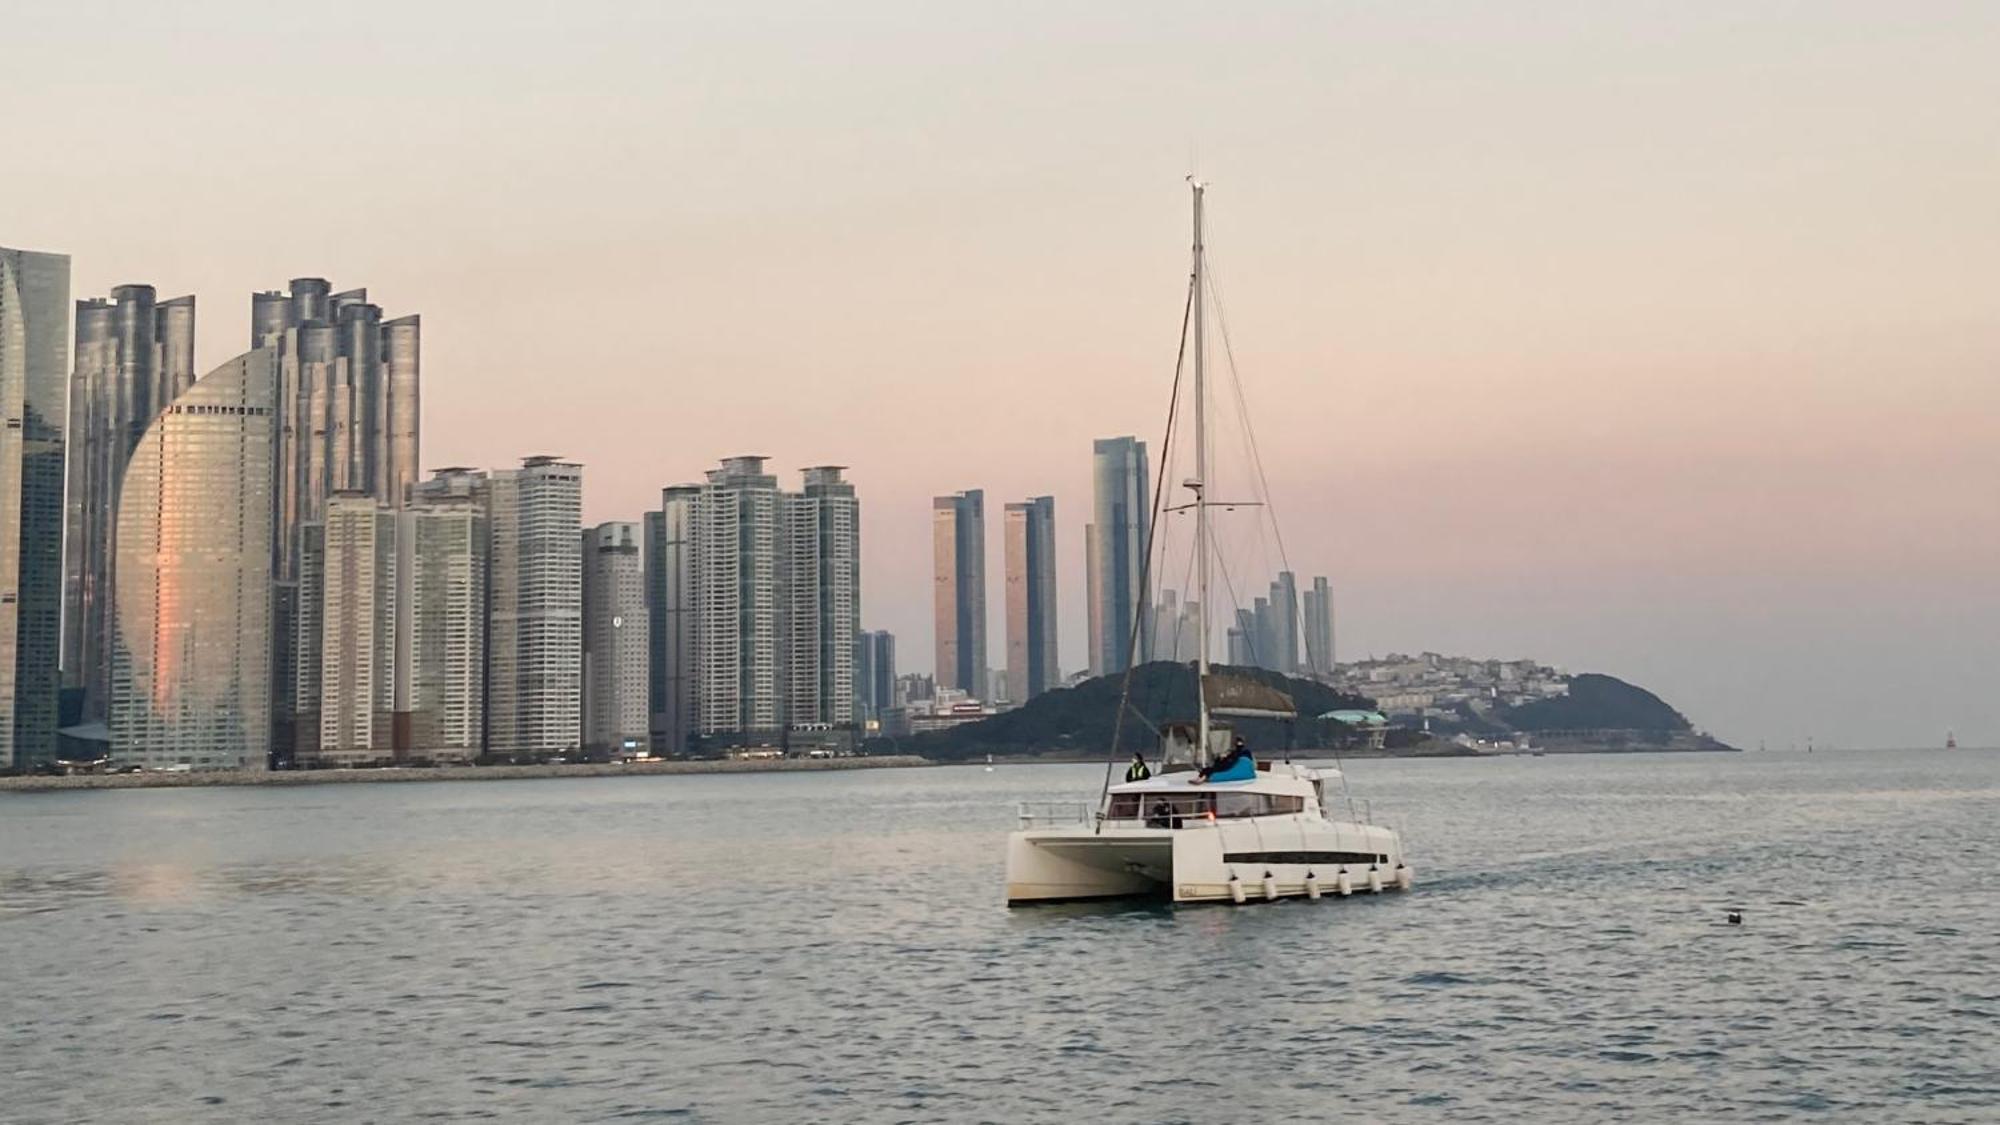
[1006,821,1409,905]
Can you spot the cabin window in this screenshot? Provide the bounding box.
[1105,794,1142,819]
[1213,793,1305,819]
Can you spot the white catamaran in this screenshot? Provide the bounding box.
[1005,181,1411,906]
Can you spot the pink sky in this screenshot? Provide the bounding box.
[7,2,1997,747]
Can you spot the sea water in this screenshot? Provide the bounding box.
[3,750,1995,1122]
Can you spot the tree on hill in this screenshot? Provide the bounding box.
[1499,673,1693,733]
[902,662,1375,762]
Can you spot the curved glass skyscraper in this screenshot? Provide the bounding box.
[109,349,276,770]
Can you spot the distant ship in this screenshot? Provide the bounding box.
[1946,730,1957,751]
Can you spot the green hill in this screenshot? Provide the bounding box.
[901,662,1374,762]
[1498,673,1694,733]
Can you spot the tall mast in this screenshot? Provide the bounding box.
[1191,179,1211,762]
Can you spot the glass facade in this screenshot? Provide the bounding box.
[65,286,197,725]
[1090,436,1150,676]
[109,350,276,770]
[931,489,986,694]
[1004,496,1058,702]
[0,247,69,770]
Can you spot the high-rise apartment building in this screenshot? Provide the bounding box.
[583,521,649,753]
[484,456,582,759]
[109,349,275,770]
[932,489,986,695]
[0,247,68,770]
[63,284,196,726]
[693,457,782,741]
[645,485,698,755]
[1003,496,1058,703]
[296,495,397,765]
[1150,588,1202,663]
[397,487,487,762]
[1088,436,1149,676]
[1301,576,1333,675]
[855,630,896,724]
[252,279,419,749]
[1270,571,1300,674]
[783,467,859,726]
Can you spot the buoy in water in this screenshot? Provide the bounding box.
[1262,871,1278,901]
[1305,871,1322,900]
[1726,909,1742,925]
[1228,873,1246,904]
[1335,868,1352,897]
[1367,866,1384,894]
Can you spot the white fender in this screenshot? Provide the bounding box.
[1228,873,1246,904]
[1261,871,1278,901]
[1305,872,1322,900]
[1335,869,1352,897]
[1395,863,1414,891]
[1367,867,1384,894]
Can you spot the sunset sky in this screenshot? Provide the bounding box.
[7,1,1996,748]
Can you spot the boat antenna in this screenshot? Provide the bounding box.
[1191,177,1213,767]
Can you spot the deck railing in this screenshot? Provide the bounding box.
[1015,801,1094,828]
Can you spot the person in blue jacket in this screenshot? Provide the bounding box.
[1197,736,1255,783]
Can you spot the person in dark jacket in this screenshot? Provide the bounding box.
[1197,736,1255,783]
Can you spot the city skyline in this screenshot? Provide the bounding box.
[5,4,1997,748]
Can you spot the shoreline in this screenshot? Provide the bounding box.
[0,755,934,793]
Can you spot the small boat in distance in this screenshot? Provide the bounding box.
[1004,181,1410,906]
[1946,730,1957,751]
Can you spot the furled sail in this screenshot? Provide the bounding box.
[1203,674,1296,720]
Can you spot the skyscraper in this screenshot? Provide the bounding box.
[64,284,196,726]
[1150,588,1201,663]
[645,484,698,755]
[1088,436,1149,676]
[784,467,859,726]
[1270,571,1300,674]
[109,349,276,771]
[485,456,582,759]
[0,247,67,770]
[253,279,420,749]
[583,521,649,753]
[1004,496,1058,703]
[855,629,896,723]
[932,489,986,695]
[397,487,487,763]
[694,457,782,741]
[1301,576,1334,676]
[296,494,397,765]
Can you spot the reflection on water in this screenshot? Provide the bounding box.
[2,750,1997,1123]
